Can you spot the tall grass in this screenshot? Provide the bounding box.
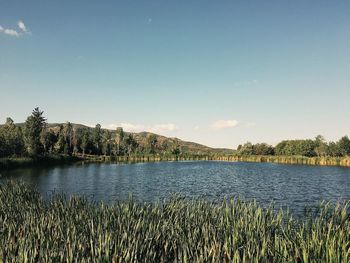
[0,181,349,262]
[213,155,350,167]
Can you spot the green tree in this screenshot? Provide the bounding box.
[253,143,274,155]
[23,108,46,156]
[296,140,316,157]
[275,141,288,155]
[80,129,91,156]
[146,134,158,154]
[327,142,342,157]
[63,122,74,154]
[0,118,24,156]
[337,136,350,156]
[102,130,112,156]
[125,133,138,156]
[171,140,181,157]
[93,124,102,155]
[0,132,5,157]
[314,135,328,157]
[40,129,57,154]
[54,125,65,153]
[115,127,124,156]
[275,140,316,157]
[238,142,254,156]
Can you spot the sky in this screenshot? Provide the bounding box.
[1,1,349,148]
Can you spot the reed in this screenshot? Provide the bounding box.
[1,181,349,262]
[213,155,350,167]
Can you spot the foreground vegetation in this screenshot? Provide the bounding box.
[1,181,349,262]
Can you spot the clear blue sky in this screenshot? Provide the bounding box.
[1,0,349,148]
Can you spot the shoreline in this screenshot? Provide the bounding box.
[212,155,350,167]
[0,155,82,171]
[2,154,350,171]
[79,154,350,167]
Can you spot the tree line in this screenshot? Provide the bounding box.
[0,108,181,158]
[236,135,350,157]
[1,108,349,159]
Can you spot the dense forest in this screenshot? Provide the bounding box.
[0,108,183,158]
[236,135,350,157]
[1,108,349,159]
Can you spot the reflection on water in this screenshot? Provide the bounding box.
[1,161,350,215]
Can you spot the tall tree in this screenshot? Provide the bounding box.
[1,118,24,156]
[93,124,102,155]
[54,125,65,153]
[337,136,350,156]
[315,135,328,157]
[171,140,181,157]
[72,128,83,154]
[327,142,342,157]
[64,122,74,153]
[40,128,57,154]
[115,127,124,156]
[125,133,138,156]
[0,131,5,157]
[102,130,112,156]
[238,142,254,155]
[80,128,91,156]
[146,134,158,154]
[23,108,46,156]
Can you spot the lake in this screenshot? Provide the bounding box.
[1,161,350,215]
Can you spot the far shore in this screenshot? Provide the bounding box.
[1,154,350,171]
[76,153,350,167]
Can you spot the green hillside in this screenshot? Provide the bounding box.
[46,123,234,156]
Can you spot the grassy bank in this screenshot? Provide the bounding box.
[1,181,349,262]
[74,153,211,163]
[213,155,350,167]
[76,153,350,167]
[0,155,82,171]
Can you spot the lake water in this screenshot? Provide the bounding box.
[1,161,350,215]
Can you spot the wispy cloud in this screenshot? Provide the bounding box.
[211,120,238,130]
[147,18,152,24]
[2,28,20,37]
[18,20,30,34]
[106,122,179,134]
[0,20,30,37]
[152,123,178,133]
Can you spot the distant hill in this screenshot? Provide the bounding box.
[44,123,234,155]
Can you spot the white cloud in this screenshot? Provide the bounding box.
[3,28,20,37]
[211,120,238,130]
[194,125,200,130]
[0,20,30,37]
[119,123,144,132]
[106,122,179,134]
[152,123,178,133]
[18,20,27,32]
